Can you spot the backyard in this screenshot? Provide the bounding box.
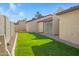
[15,32,79,56]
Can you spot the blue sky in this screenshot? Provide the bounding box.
[0,3,79,22]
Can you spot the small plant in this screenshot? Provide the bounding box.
[7,43,10,46]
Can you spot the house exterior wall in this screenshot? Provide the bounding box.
[37,15,59,35]
[38,22,44,32]
[58,9,79,45]
[52,15,59,35]
[26,15,59,35]
[43,21,52,34]
[26,15,53,33]
[37,15,53,33]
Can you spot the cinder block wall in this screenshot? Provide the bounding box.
[0,14,16,56]
[15,21,26,32]
[5,17,10,43]
[10,22,15,37]
[26,21,38,32]
[0,15,8,55]
[0,36,8,56]
[0,15,5,35]
[0,15,10,56]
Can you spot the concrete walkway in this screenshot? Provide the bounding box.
[7,35,16,55]
[12,33,18,56]
[0,36,9,56]
[39,33,79,49]
[38,33,61,41]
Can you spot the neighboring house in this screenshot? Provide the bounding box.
[15,20,26,32]
[56,5,79,48]
[0,14,15,55]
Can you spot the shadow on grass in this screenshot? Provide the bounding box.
[15,32,53,56]
[32,41,79,56]
[16,32,79,56]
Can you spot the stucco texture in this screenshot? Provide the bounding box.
[59,9,79,45]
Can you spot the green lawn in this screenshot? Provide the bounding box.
[15,32,79,56]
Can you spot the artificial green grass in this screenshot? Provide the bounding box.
[15,32,79,56]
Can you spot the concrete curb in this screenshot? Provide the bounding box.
[4,35,11,56]
[11,33,18,56]
[39,33,79,49]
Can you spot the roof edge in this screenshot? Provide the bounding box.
[56,5,79,15]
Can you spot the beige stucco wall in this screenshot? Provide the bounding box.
[38,22,44,32]
[0,15,5,35]
[5,17,10,43]
[37,15,53,33]
[0,15,10,43]
[0,14,15,55]
[0,15,8,55]
[37,15,59,35]
[26,20,38,32]
[0,15,10,55]
[59,9,79,45]
[26,15,59,35]
[52,14,59,35]
[15,21,26,32]
[26,15,53,32]
[15,25,19,32]
[10,22,15,37]
[0,36,8,55]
